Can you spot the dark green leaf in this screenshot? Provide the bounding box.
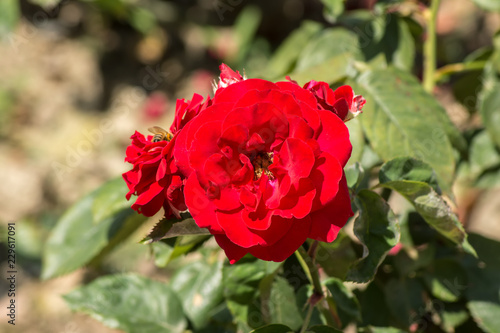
[383,278,425,327]
[170,260,224,329]
[64,274,186,333]
[42,178,147,280]
[378,179,476,256]
[358,14,415,71]
[346,190,400,283]
[306,325,343,333]
[140,216,209,244]
[355,282,391,327]
[422,258,468,302]
[379,157,441,193]
[268,276,304,331]
[351,67,466,191]
[0,0,20,36]
[250,324,294,333]
[324,278,361,326]
[345,163,366,191]
[462,234,500,333]
[315,232,358,279]
[223,259,281,304]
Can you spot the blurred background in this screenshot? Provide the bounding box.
[0,0,499,332]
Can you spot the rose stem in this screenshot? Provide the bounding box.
[295,244,340,328]
[423,0,441,93]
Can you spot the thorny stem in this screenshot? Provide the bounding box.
[423,0,441,93]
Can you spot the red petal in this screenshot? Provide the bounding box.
[308,175,353,242]
[214,234,249,264]
[214,79,278,104]
[278,138,315,186]
[216,210,265,248]
[249,216,312,262]
[131,182,164,216]
[275,81,318,109]
[184,174,222,233]
[316,110,352,167]
[310,152,342,210]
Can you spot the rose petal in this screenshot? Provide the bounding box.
[310,152,342,210]
[184,174,222,233]
[316,110,352,167]
[249,216,312,262]
[213,234,249,264]
[308,174,353,242]
[214,79,278,104]
[278,138,315,186]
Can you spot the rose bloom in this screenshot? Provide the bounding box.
[173,65,364,263]
[123,93,211,218]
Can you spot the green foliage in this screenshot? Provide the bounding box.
[42,178,147,280]
[347,190,399,283]
[64,274,187,333]
[0,0,19,36]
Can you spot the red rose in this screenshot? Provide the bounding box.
[123,94,210,218]
[174,70,358,263]
[303,80,366,122]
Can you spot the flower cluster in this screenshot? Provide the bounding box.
[123,64,365,263]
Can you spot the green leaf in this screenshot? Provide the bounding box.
[42,178,147,280]
[439,303,470,333]
[140,216,210,244]
[268,276,304,331]
[378,179,476,256]
[351,67,466,192]
[467,130,500,180]
[250,324,294,333]
[324,278,362,326]
[129,7,156,34]
[223,259,281,304]
[170,260,224,329]
[479,74,500,149]
[359,14,415,71]
[151,235,210,267]
[64,274,186,333]
[288,28,361,84]
[321,0,345,23]
[346,190,400,283]
[315,232,358,279]
[462,234,500,333]
[346,119,365,167]
[383,278,425,327]
[379,156,441,193]
[355,282,391,327]
[264,21,323,79]
[472,0,500,11]
[306,325,343,333]
[421,258,468,302]
[0,0,20,36]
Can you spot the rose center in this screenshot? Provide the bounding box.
[251,152,274,180]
